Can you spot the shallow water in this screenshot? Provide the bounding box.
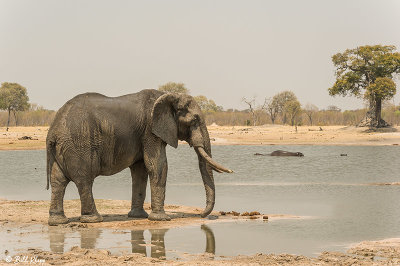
[1,145,400,257]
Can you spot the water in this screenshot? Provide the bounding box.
[1,145,400,257]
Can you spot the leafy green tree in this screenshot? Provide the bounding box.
[158,82,189,94]
[0,82,30,131]
[193,95,222,112]
[272,91,298,124]
[328,45,400,128]
[284,100,302,126]
[193,95,209,110]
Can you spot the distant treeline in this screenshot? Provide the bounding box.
[0,104,55,127]
[1,103,399,128]
[204,104,400,126]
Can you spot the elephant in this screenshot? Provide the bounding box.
[254,150,304,157]
[46,89,233,225]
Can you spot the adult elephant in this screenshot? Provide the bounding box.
[46,89,233,225]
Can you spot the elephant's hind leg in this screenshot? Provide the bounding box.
[76,180,103,223]
[128,160,149,218]
[48,163,70,226]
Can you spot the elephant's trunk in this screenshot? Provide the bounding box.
[192,122,222,217]
[195,123,216,218]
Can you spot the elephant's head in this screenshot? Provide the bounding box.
[151,93,233,217]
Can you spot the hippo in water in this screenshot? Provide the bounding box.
[254,150,304,157]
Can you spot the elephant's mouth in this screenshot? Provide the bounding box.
[195,146,233,173]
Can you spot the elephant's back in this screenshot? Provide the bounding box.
[47,90,155,177]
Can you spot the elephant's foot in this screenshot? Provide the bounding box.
[80,213,103,223]
[48,214,69,226]
[148,211,171,221]
[128,208,149,218]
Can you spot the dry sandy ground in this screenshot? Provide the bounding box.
[4,247,400,265]
[207,125,400,146]
[1,125,400,150]
[0,127,47,150]
[1,199,400,265]
[0,199,297,230]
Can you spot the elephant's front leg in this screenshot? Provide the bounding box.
[128,160,149,218]
[144,141,171,221]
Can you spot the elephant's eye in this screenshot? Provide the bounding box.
[191,115,200,125]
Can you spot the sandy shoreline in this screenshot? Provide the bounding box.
[0,199,299,230]
[207,125,400,146]
[0,127,47,151]
[1,125,400,151]
[1,199,400,265]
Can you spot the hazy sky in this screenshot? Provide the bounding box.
[1,0,400,111]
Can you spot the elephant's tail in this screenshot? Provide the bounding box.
[46,136,70,190]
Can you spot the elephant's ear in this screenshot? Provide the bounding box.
[151,94,179,148]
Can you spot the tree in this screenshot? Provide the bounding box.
[158,82,189,94]
[284,100,302,126]
[272,91,298,124]
[242,97,257,126]
[328,45,400,128]
[193,95,223,112]
[304,103,318,126]
[264,97,279,124]
[0,82,30,131]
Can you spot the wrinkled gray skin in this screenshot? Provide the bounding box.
[46,89,232,225]
[254,150,304,157]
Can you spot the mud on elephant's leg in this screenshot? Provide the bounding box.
[128,160,149,218]
[144,143,171,221]
[48,163,70,226]
[76,180,103,223]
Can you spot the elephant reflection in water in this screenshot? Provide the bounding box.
[49,225,215,258]
[49,227,102,253]
[131,229,168,259]
[49,227,66,253]
[131,225,216,259]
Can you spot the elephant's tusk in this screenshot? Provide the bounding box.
[196,147,233,173]
[213,168,224,173]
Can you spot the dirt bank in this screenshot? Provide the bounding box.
[1,125,400,150]
[3,240,400,265]
[0,127,47,150]
[207,125,400,146]
[0,199,299,230]
[1,199,399,265]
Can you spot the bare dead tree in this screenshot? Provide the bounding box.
[242,97,257,126]
[304,103,319,126]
